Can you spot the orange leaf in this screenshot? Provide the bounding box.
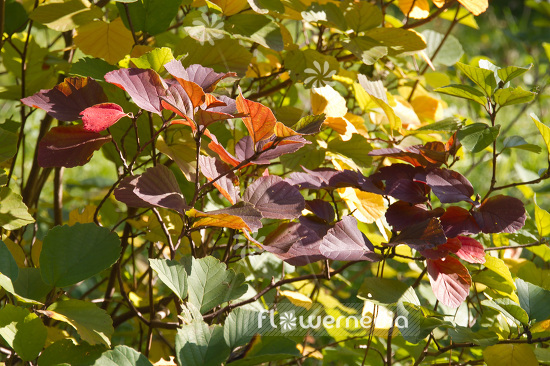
[274,122,300,138]
[173,78,205,108]
[236,92,276,144]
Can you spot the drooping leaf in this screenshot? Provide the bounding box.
[188,202,263,232]
[21,77,108,121]
[11,268,53,304]
[535,196,550,237]
[455,236,485,263]
[291,114,326,135]
[29,0,103,32]
[427,256,471,308]
[457,123,500,153]
[149,259,188,301]
[81,103,127,132]
[483,344,538,366]
[319,216,381,261]
[531,113,550,159]
[482,298,530,325]
[389,218,447,251]
[369,142,448,167]
[37,125,111,168]
[41,299,113,346]
[422,168,474,203]
[0,240,19,281]
[199,156,238,204]
[236,92,276,144]
[243,176,305,220]
[186,256,248,314]
[133,165,189,214]
[476,255,516,294]
[105,68,168,114]
[440,206,480,238]
[73,18,134,64]
[472,195,526,233]
[0,188,35,230]
[93,345,153,366]
[385,201,444,231]
[0,304,47,361]
[502,136,542,154]
[40,223,121,287]
[357,75,401,130]
[516,278,550,322]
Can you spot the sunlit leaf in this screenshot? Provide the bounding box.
[199,156,238,204]
[236,92,276,144]
[130,47,175,74]
[338,187,386,224]
[0,304,47,361]
[531,113,550,159]
[435,84,487,105]
[94,345,153,366]
[30,0,103,32]
[81,103,127,132]
[422,168,474,203]
[188,202,262,232]
[427,256,471,308]
[483,344,538,366]
[243,176,304,220]
[398,0,430,18]
[472,195,526,233]
[494,87,535,106]
[279,291,313,309]
[455,236,485,263]
[0,188,35,230]
[497,64,533,84]
[357,75,401,130]
[149,259,188,301]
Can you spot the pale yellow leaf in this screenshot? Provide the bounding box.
[74,18,134,64]
[280,290,313,310]
[324,117,356,141]
[338,188,386,224]
[398,0,430,19]
[483,344,538,366]
[153,357,177,366]
[296,344,323,359]
[311,85,347,118]
[68,205,96,226]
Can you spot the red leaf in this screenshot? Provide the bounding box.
[389,218,447,251]
[455,236,485,264]
[198,156,238,204]
[21,77,107,122]
[243,176,305,220]
[427,256,471,308]
[472,195,526,233]
[440,206,481,238]
[38,125,111,168]
[319,216,381,262]
[81,103,127,132]
[104,68,167,114]
[385,201,444,231]
[236,92,276,144]
[421,237,462,260]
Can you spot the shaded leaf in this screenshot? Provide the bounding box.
[440,206,480,238]
[448,326,498,347]
[37,339,105,366]
[472,195,526,233]
[243,176,305,220]
[133,165,189,214]
[421,237,462,260]
[199,156,238,204]
[0,188,35,230]
[422,168,474,203]
[427,256,471,308]
[176,321,230,366]
[94,345,153,366]
[483,344,538,366]
[30,0,103,32]
[389,218,447,251]
[516,278,550,322]
[386,201,444,231]
[422,30,463,66]
[457,123,500,153]
[370,164,429,203]
[223,308,261,349]
[81,103,127,132]
[306,199,335,223]
[0,304,47,361]
[502,135,542,154]
[116,0,181,35]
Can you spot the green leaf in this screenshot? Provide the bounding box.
[149,258,188,301]
[225,14,284,51]
[130,47,175,74]
[327,134,373,168]
[223,308,261,349]
[12,268,53,303]
[186,256,248,314]
[116,0,182,35]
[344,1,382,33]
[395,301,443,344]
[291,114,326,135]
[248,0,285,14]
[176,38,252,77]
[457,123,500,153]
[535,195,550,237]
[4,0,28,35]
[516,278,550,322]
[280,143,325,171]
[301,2,347,31]
[40,223,121,288]
[497,64,532,84]
[422,30,463,66]
[44,299,114,346]
[93,345,153,366]
[358,277,419,306]
[0,304,47,361]
[473,255,516,294]
[364,28,427,56]
[456,62,497,97]
[531,113,550,160]
[502,136,542,154]
[483,344,538,366]
[0,187,35,230]
[29,0,103,32]
[494,87,535,106]
[342,37,388,65]
[175,320,231,366]
[70,57,118,81]
[0,126,17,163]
[227,336,301,366]
[0,240,19,281]
[38,339,106,366]
[448,326,498,347]
[481,298,529,325]
[434,84,487,105]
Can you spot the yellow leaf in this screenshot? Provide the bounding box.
[483,344,538,366]
[1,236,26,267]
[345,113,369,137]
[74,17,134,64]
[432,0,488,16]
[274,122,300,138]
[398,0,430,19]
[357,75,401,131]
[187,208,250,231]
[153,357,177,366]
[209,0,248,15]
[280,290,313,310]
[338,188,386,224]
[392,96,421,130]
[311,85,347,118]
[531,319,550,333]
[130,45,155,58]
[410,95,444,122]
[31,240,42,267]
[296,344,323,359]
[68,205,96,225]
[324,117,356,141]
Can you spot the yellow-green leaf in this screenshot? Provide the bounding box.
[30,0,103,32]
[74,18,134,65]
[483,344,538,366]
[280,290,313,310]
[531,113,550,160]
[494,87,535,106]
[358,75,401,131]
[535,195,550,238]
[130,47,175,74]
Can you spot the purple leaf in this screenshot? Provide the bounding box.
[256,136,308,161]
[286,167,383,194]
[105,68,167,114]
[21,77,107,121]
[243,176,305,220]
[81,103,127,132]
[38,125,111,168]
[198,156,239,204]
[385,201,445,231]
[306,199,335,223]
[114,175,150,208]
[389,218,447,251]
[369,141,448,167]
[420,168,475,204]
[164,61,236,93]
[203,201,263,232]
[371,164,429,203]
[319,216,381,262]
[203,95,237,114]
[472,195,526,233]
[133,165,189,213]
[440,206,481,238]
[160,84,194,121]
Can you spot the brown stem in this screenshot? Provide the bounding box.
[53,167,64,226]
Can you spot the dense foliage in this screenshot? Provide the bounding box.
[1,0,550,365]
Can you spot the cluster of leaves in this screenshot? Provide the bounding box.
[2,0,550,365]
